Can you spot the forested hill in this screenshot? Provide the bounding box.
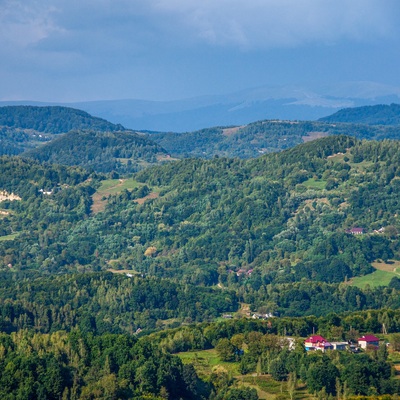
[2,136,400,318]
[149,119,400,159]
[0,105,126,157]
[0,105,124,133]
[3,137,400,397]
[22,130,170,173]
[319,103,400,125]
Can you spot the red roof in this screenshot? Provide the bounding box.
[358,335,380,342]
[305,335,327,344]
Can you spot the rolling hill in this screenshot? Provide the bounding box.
[319,103,400,125]
[2,136,399,317]
[0,105,125,156]
[0,105,124,133]
[149,119,400,159]
[23,129,170,173]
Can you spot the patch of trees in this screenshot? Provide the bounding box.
[0,272,238,334]
[0,329,206,399]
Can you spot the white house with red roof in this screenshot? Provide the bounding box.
[358,334,380,349]
[304,335,333,352]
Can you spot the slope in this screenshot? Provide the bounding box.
[0,105,124,133]
[150,119,400,159]
[22,130,170,173]
[0,105,125,156]
[319,103,400,125]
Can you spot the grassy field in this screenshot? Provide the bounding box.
[350,260,400,288]
[302,178,327,190]
[178,349,240,378]
[178,349,314,400]
[0,233,20,242]
[97,178,143,194]
[92,178,153,213]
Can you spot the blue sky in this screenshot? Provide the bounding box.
[1,0,399,102]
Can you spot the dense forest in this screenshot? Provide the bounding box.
[0,106,124,134]
[1,137,400,313]
[320,103,400,125]
[2,105,400,398]
[150,119,400,159]
[0,272,238,334]
[2,105,400,164]
[23,130,170,173]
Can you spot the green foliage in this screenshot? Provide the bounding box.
[0,105,124,133]
[0,272,238,334]
[223,386,258,400]
[0,330,204,399]
[150,118,400,159]
[23,130,168,173]
[215,338,236,362]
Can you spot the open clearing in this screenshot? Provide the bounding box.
[222,126,245,136]
[178,349,313,399]
[302,178,327,190]
[302,131,329,142]
[91,178,157,213]
[0,233,20,242]
[350,260,400,288]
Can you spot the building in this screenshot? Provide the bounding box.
[304,335,333,352]
[331,342,348,351]
[347,227,365,235]
[358,335,380,349]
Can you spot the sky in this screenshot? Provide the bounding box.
[1,0,400,102]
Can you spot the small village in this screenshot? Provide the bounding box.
[304,334,381,353]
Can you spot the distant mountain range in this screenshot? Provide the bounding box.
[2,101,400,172]
[2,81,400,132]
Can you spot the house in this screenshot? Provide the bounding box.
[347,227,365,235]
[331,342,348,351]
[358,334,380,349]
[304,335,333,352]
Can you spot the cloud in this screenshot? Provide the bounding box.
[152,0,398,48]
[0,0,399,101]
[1,0,397,53]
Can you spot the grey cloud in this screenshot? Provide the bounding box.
[2,0,397,53]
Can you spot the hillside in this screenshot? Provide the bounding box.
[0,126,51,155]
[150,119,400,158]
[0,105,125,156]
[2,138,400,398]
[1,136,400,317]
[23,130,170,173]
[319,103,400,125]
[0,105,124,133]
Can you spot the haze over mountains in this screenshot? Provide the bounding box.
[2,81,400,132]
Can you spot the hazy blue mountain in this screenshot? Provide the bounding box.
[2,81,400,132]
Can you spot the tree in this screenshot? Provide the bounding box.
[224,386,258,400]
[306,360,339,395]
[270,357,288,381]
[216,338,236,362]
